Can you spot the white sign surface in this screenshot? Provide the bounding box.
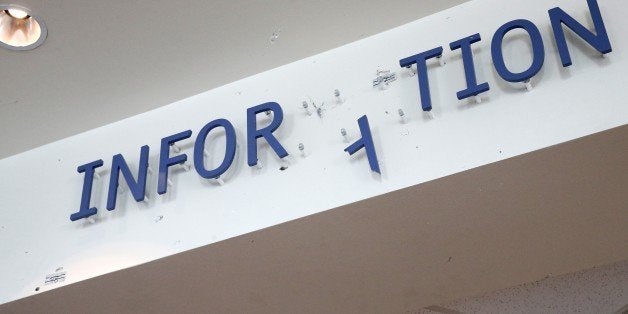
[0,0,626,304]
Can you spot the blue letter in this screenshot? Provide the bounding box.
[106,145,150,210]
[194,119,237,179]
[70,160,104,221]
[399,47,443,111]
[449,34,490,100]
[344,115,380,174]
[246,102,289,167]
[549,0,612,67]
[158,130,192,195]
[491,19,545,82]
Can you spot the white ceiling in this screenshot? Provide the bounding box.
[0,0,467,159]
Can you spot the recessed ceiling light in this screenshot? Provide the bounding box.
[0,4,47,51]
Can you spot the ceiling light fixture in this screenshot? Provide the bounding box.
[0,4,47,51]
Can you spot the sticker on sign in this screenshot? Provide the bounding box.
[44,271,66,285]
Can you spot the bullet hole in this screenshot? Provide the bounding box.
[385,111,389,114]
[57,158,61,162]
[24,251,28,254]
[250,240,255,243]
[35,287,39,292]
[499,150,502,154]
[446,256,452,263]
[279,166,288,171]
[155,215,164,223]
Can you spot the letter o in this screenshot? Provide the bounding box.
[491,19,545,83]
